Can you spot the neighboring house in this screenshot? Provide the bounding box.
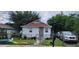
[21,20,51,39]
[0,24,14,38]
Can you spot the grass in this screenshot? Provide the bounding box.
[7,37,63,46]
[41,39,62,46]
[54,39,63,46]
[9,38,36,45]
[41,39,52,46]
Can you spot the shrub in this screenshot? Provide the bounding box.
[45,38,51,40]
[24,36,27,39]
[30,37,36,40]
[12,32,21,38]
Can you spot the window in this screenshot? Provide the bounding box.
[45,28,48,33]
[29,30,32,32]
[3,29,7,32]
[0,29,7,33]
[29,28,32,33]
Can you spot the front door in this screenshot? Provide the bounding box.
[39,27,44,40]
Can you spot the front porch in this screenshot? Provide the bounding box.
[0,28,12,44]
[0,29,7,39]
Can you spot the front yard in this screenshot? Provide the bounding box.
[0,37,78,47]
[9,38,36,45]
[7,38,63,46]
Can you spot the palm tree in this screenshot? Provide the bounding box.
[9,11,40,32]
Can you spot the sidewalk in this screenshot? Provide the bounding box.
[0,45,52,47]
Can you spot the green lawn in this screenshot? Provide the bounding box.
[8,38,63,46]
[9,38,36,45]
[54,39,63,46]
[41,39,62,46]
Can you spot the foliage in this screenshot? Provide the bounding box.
[10,38,36,45]
[9,11,40,32]
[73,15,79,35]
[54,39,62,46]
[47,12,75,33]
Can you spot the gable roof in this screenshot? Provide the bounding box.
[21,20,51,28]
[0,24,13,29]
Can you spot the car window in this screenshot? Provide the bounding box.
[62,32,74,35]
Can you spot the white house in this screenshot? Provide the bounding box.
[21,20,51,39]
[0,24,14,33]
[0,24,14,39]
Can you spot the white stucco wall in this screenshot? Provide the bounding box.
[22,27,39,38]
[22,27,51,39]
[43,28,51,38]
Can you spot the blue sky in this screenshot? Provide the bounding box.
[0,11,79,23]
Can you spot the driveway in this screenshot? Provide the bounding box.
[62,43,79,47]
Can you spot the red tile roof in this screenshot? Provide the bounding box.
[22,21,51,28]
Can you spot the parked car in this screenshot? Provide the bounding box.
[56,31,78,43]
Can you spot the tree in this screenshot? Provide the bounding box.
[73,14,79,35]
[47,12,75,33]
[64,14,75,31]
[48,13,65,33]
[47,12,75,46]
[9,11,40,32]
[74,19,79,34]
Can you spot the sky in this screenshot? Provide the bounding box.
[38,11,79,23]
[0,11,10,23]
[0,11,79,24]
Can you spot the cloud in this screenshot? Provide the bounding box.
[0,11,79,24]
[37,11,79,23]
